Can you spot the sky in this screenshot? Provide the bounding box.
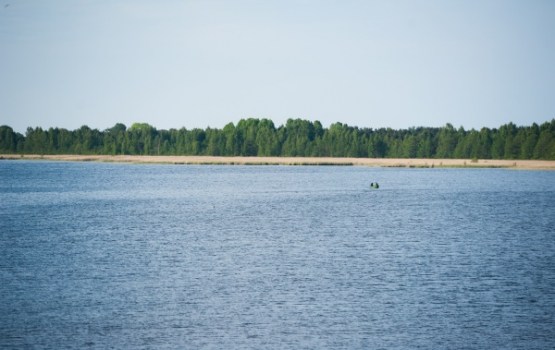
[1,0,554,133]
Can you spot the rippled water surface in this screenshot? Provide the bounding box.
[1,161,554,349]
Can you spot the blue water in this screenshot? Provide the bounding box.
[1,161,554,349]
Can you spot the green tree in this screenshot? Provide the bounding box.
[436,123,458,158]
[533,120,555,159]
[503,122,519,159]
[520,123,539,159]
[402,133,418,158]
[0,125,19,153]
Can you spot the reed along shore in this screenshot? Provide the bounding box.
[1,154,555,169]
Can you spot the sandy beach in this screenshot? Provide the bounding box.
[1,154,554,169]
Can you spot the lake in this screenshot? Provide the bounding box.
[1,161,554,349]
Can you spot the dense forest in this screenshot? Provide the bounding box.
[1,119,554,159]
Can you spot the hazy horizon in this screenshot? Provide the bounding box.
[3,117,555,135]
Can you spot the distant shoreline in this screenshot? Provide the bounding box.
[1,154,554,170]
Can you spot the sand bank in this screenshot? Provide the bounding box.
[1,154,554,169]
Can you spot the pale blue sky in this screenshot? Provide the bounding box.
[1,0,554,133]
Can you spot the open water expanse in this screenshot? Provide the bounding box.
[1,161,554,349]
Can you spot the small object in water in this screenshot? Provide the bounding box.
[370,182,379,189]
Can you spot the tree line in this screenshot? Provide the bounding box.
[1,118,554,159]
